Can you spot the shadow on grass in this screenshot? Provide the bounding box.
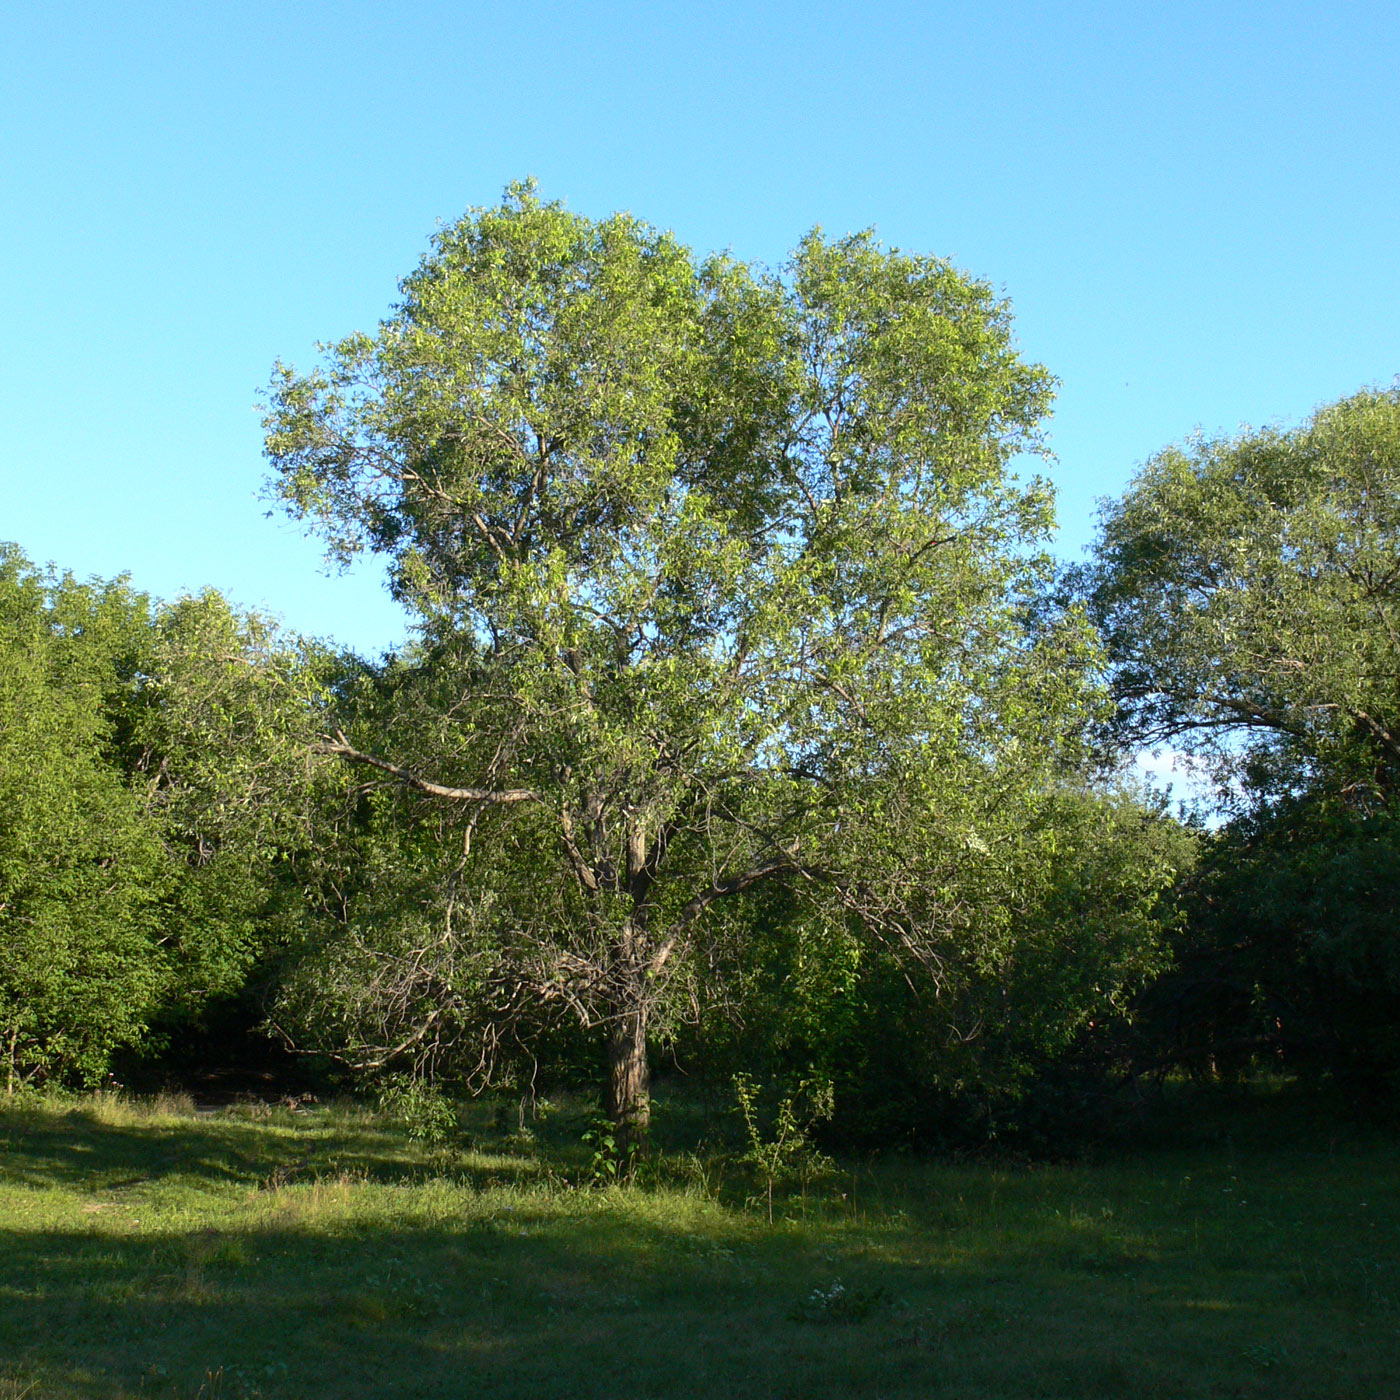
[0,1105,998,1399]
[6,1202,1395,1400]
[2,1096,1397,1400]
[0,1210,959,1400]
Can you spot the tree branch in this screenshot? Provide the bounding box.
[647,855,809,978]
[313,731,537,804]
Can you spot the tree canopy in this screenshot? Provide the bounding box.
[264,183,1140,1143]
[0,546,317,1090]
[1081,386,1400,809]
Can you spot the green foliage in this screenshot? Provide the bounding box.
[267,725,541,1084]
[1081,385,1400,807]
[0,549,169,1087]
[0,545,321,1089]
[1147,796,1400,1087]
[689,784,1192,1142]
[734,1072,834,1222]
[125,589,328,1037]
[263,182,1121,1131]
[376,1075,457,1145]
[1082,387,1400,1088]
[579,1119,622,1184]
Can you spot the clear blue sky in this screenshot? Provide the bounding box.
[3,0,1397,657]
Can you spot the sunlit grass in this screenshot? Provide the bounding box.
[0,1086,1395,1398]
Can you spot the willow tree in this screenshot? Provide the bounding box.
[264,182,1099,1147]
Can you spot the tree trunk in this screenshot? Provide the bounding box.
[605,1003,650,1160]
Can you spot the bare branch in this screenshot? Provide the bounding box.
[313,731,537,804]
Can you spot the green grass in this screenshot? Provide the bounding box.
[0,1086,1396,1398]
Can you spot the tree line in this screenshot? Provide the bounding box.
[4,184,1397,1144]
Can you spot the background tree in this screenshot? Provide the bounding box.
[265,183,1115,1148]
[1138,794,1400,1091]
[1080,386,1400,807]
[685,780,1193,1145]
[1081,387,1400,1087]
[0,549,166,1089]
[0,545,319,1090]
[119,588,324,1038]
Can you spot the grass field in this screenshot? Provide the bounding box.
[0,1086,1395,1399]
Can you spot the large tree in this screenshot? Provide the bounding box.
[264,183,1102,1146]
